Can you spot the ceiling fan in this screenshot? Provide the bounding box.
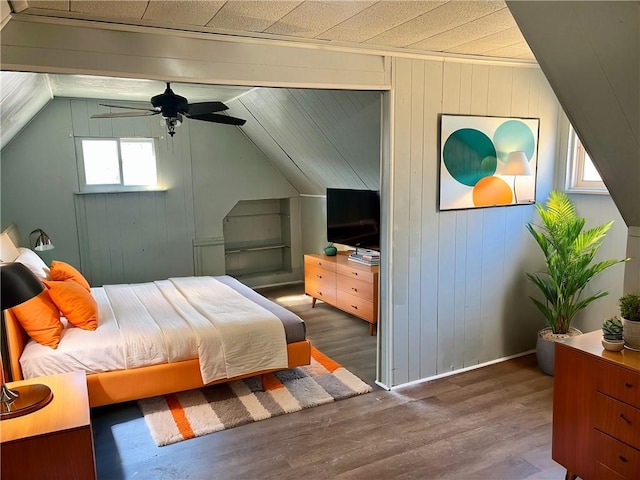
[90,82,246,136]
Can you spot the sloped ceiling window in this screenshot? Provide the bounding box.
[566,125,608,193]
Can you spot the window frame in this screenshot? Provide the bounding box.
[561,121,608,194]
[76,137,161,193]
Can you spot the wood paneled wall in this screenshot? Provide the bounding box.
[382,58,561,386]
[67,99,196,286]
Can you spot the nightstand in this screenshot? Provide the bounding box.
[0,371,97,480]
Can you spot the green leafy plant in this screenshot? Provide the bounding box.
[602,317,624,341]
[619,293,640,321]
[526,190,628,334]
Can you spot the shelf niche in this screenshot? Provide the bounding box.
[223,198,292,279]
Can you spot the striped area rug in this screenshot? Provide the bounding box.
[138,346,372,446]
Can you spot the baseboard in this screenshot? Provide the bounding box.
[388,349,537,391]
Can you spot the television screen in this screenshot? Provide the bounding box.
[326,188,380,250]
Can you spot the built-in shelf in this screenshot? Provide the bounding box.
[223,198,292,279]
[225,244,287,254]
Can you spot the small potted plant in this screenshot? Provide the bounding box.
[619,293,640,350]
[323,242,337,256]
[602,317,625,351]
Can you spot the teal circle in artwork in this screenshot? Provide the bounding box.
[443,128,497,187]
[493,120,536,163]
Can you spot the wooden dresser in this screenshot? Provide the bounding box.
[553,331,640,480]
[304,253,379,335]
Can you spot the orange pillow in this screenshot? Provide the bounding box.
[10,290,62,348]
[49,260,90,291]
[43,280,98,331]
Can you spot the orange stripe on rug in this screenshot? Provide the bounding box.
[311,345,341,373]
[261,372,285,391]
[165,393,195,440]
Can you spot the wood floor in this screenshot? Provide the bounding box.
[91,283,565,480]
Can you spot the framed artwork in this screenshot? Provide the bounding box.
[439,114,539,211]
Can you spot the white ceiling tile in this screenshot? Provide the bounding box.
[365,1,505,48]
[318,1,445,43]
[447,27,529,54]
[12,0,532,61]
[265,1,376,38]
[207,1,302,32]
[479,44,533,58]
[27,0,70,11]
[409,7,515,51]
[70,0,148,18]
[143,1,225,26]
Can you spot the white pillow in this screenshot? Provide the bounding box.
[15,247,50,280]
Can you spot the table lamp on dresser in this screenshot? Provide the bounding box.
[1,262,53,420]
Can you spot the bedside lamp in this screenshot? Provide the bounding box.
[503,151,532,204]
[1,262,53,420]
[29,229,54,252]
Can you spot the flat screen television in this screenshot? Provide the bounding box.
[326,188,380,250]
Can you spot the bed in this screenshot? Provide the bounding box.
[2,225,311,408]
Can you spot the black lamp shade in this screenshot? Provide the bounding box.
[1,262,44,310]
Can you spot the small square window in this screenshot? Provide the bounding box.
[78,138,158,192]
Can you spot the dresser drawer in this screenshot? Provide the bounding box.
[336,263,376,283]
[337,275,374,302]
[596,364,640,408]
[594,430,640,479]
[337,290,375,322]
[596,462,627,480]
[304,265,337,304]
[305,264,337,285]
[304,255,337,271]
[594,392,640,449]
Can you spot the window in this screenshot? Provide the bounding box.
[566,126,607,192]
[77,138,159,192]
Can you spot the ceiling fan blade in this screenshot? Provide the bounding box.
[189,113,246,126]
[98,103,156,111]
[91,111,161,119]
[187,102,229,115]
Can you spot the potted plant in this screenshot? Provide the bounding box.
[526,190,628,375]
[323,243,337,256]
[619,293,640,350]
[602,317,625,351]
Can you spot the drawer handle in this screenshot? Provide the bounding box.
[619,413,632,425]
[352,287,358,292]
[317,291,322,296]
[317,275,322,279]
[351,305,358,309]
[619,455,629,463]
[352,272,358,276]
[625,382,633,388]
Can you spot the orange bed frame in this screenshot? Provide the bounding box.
[5,309,311,407]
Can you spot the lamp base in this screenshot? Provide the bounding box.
[0,384,53,420]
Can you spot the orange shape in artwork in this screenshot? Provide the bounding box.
[472,176,513,206]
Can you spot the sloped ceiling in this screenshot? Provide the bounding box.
[507,1,640,227]
[227,88,381,195]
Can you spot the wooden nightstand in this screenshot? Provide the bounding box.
[0,371,97,480]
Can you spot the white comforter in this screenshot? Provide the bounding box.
[20,277,288,383]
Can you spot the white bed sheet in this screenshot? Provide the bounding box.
[19,277,289,383]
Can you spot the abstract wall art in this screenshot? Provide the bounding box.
[439,114,539,211]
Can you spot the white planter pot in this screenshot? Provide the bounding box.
[601,338,625,351]
[622,318,640,350]
[536,327,583,376]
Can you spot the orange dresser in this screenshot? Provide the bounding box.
[304,253,379,335]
